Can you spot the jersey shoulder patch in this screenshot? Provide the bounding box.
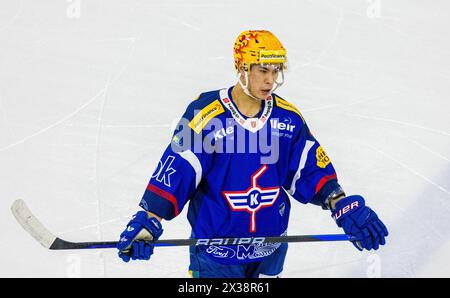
[187,90,225,134]
[273,94,305,123]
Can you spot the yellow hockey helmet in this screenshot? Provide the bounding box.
[233,30,287,71]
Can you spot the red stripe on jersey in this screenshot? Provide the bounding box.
[146,183,180,216]
[315,173,337,194]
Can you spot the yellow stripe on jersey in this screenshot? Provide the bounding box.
[274,96,305,123]
[189,99,225,134]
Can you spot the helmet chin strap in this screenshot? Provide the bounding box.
[237,70,285,101]
[237,71,260,101]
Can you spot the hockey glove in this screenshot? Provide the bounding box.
[332,195,388,251]
[117,211,163,262]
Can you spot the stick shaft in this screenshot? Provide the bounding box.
[50,234,351,250]
[11,199,351,251]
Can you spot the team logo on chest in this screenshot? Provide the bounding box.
[222,164,280,233]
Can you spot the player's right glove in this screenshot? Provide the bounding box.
[117,211,163,262]
[331,195,388,251]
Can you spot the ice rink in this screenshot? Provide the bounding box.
[1,0,449,277]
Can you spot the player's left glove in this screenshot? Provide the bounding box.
[332,195,388,251]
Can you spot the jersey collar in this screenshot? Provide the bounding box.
[219,87,273,133]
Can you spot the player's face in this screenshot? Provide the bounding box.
[247,64,281,99]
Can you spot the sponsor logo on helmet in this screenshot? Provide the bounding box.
[259,50,286,63]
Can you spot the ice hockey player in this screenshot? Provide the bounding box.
[117,30,389,278]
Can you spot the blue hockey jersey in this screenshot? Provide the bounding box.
[139,86,341,264]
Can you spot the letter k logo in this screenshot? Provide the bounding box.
[249,193,259,207]
[152,156,176,187]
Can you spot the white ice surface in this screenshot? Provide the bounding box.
[1,0,449,277]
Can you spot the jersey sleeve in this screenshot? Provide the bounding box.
[284,121,342,206]
[138,100,214,220]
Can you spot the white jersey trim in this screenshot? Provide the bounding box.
[177,150,202,188]
[219,88,273,133]
[288,140,315,196]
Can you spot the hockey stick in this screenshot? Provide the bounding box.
[11,199,352,250]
